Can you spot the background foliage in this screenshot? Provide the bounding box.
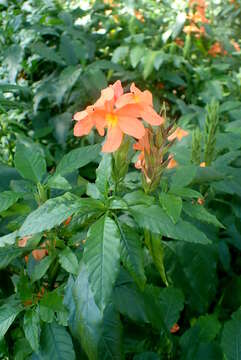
[0,0,241,359]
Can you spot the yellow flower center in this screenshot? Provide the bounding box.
[133,94,140,103]
[106,113,118,127]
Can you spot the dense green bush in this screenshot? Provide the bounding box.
[0,0,241,359]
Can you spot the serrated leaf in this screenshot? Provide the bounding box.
[130,205,210,244]
[123,191,154,206]
[31,42,64,65]
[169,187,203,199]
[23,310,40,352]
[31,256,53,283]
[159,193,182,223]
[14,141,46,183]
[56,144,101,176]
[73,263,102,360]
[143,51,157,80]
[0,303,22,339]
[40,322,75,360]
[83,215,121,312]
[119,222,146,289]
[183,203,224,228]
[0,191,20,213]
[19,193,82,237]
[59,247,79,275]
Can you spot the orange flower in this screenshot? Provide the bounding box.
[175,38,184,47]
[183,24,202,35]
[18,236,30,247]
[200,162,206,167]
[64,216,72,226]
[116,83,164,126]
[134,10,145,22]
[168,127,189,142]
[208,42,227,57]
[170,323,180,333]
[197,197,205,205]
[167,157,178,169]
[133,129,150,169]
[74,81,164,153]
[231,40,240,52]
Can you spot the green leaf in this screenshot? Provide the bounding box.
[112,46,129,63]
[31,256,53,283]
[123,191,154,206]
[0,191,20,213]
[23,310,40,352]
[0,231,17,247]
[59,247,79,275]
[40,290,66,312]
[98,304,124,360]
[47,174,71,190]
[119,222,146,289]
[31,42,64,65]
[221,309,241,360]
[165,242,217,313]
[134,353,160,360]
[0,303,22,339]
[56,66,81,104]
[159,193,182,223]
[0,247,24,269]
[143,51,157,80]
[83,215,121,312]
[19,193,83,237]
[130,205,210,244]
[145,233,168,286]
[183,203,224,228]
[56,144,101,176]
[59,35,78,66]
[158,287,184,330]
[169,187,203,199]
[170,165,197,189]
[14,141,46,183]
[3,44,23,83]
[40,322,75,360]
[130,46,144,68]
[180,314,221,360]
[95,154,112,198]
[73,263,102,360]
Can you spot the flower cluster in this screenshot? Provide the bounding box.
[208,42,227,57]
[73,81,164,153]
[184,0,209,37]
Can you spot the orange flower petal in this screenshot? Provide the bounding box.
[118,116,145,139]
[32,248,47,261]
[112,80,123,99]
[168,127,189,142]
[115,93,136,108]
[140,106,164,126]
[102,126,123,153]
[73,117,94,136]
[200,162,206,167]
[18,236,30,247]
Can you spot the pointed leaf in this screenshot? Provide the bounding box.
[0,303,22,339]
[159,193,182,223]
[23,310,40,352]
[83,215,121,312]
[59,247,79,275]
[31,256,53,283]
[0,191,20,213]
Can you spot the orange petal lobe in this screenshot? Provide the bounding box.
[118,116,145,139]
[102,126,123,153]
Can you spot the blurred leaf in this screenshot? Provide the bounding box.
[221,309,241,360]
[0,303,22,339]
[130,46,144,68]
[51,112,72,146]
[95,154,112,198]
[170,165,197,189]
[112,46,129,63]
[183,203,224,228]
[31,42,64,65]
[59,35,78,65]
[14,141,46,183]
[59,247,79,275]
[0,191,20,213]
[31,256,53,283]
[3,44,23,82]
[158,287,184,330]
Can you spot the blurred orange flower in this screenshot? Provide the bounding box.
[168,127,189,142]
[170,323,180,333]
[133,129,150,169]
[134,10,145,22]
[200,162,206,167]
[167,157,178,169]
[231,40,240,52]
[208,42,227,57]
